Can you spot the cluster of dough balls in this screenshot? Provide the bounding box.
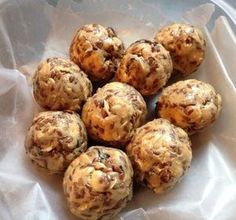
[33,57,92,111]
[29,57,92,174]
[63,146,133,220]
[25,111,87,173]
[26,22,223,220]
[155,23,206,76]
[27,24,137,220]
[157,79,222,134]
[116,39,173,96]
[70,24,124,81]
[82,82,147,146]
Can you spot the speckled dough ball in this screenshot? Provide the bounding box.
[33,57,92,111]
[25,111,87,173]
[127,119,192,193]
[155,23,206,75]
[116,40,173,96]
[63,146,133,220]
[70,24,124,81]
[157,79,222,134]
[82,82,147,146]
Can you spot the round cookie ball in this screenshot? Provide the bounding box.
[33,57,92,111]
[157,79,222,134]
[63,146,133,220]
[25,111,88,173]
[70,24,124,81]
[116,39,173,96]
[82,82,147,146]
[127,118,192,193]
[155,23,206,76]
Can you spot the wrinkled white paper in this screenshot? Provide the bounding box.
[0,1,235,220]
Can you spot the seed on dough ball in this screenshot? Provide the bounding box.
[116,39,173,96]
[70,24,125,81]
[63,146,133,220]
[157,79,222,134]
[33,57,92,111]
[82,82,147,147]
[155,23,206,76]
[25,111,88,173]
[127,118,192,194]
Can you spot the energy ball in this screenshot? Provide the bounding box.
[157,79,222,134]
[33,57,92,111]
[70,24,124,81]
[25,111,87,173]
[155,23,206,76]
[116,39,173,96]
[82,82,147,146]
[127,119,192,193]
[63,146,133,220]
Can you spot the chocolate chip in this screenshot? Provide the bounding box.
[95,41,103,49]
[153,44,161,52]
[69,76,75,83]
[160,169,172,183]
[107,27,117,37]
[133,39,152,45]
[186,37,193,44]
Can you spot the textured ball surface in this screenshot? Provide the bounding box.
[127,119,192,193]
[25,111,87,173]
[157,79,222,134]
[155,23,206,75]
[82,82,147,146]
[70,24,124,81]
[63,146,133,220]
[33,57,92,111]
[116,39,172,96]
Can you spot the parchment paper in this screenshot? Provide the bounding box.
[0,1,235,220]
